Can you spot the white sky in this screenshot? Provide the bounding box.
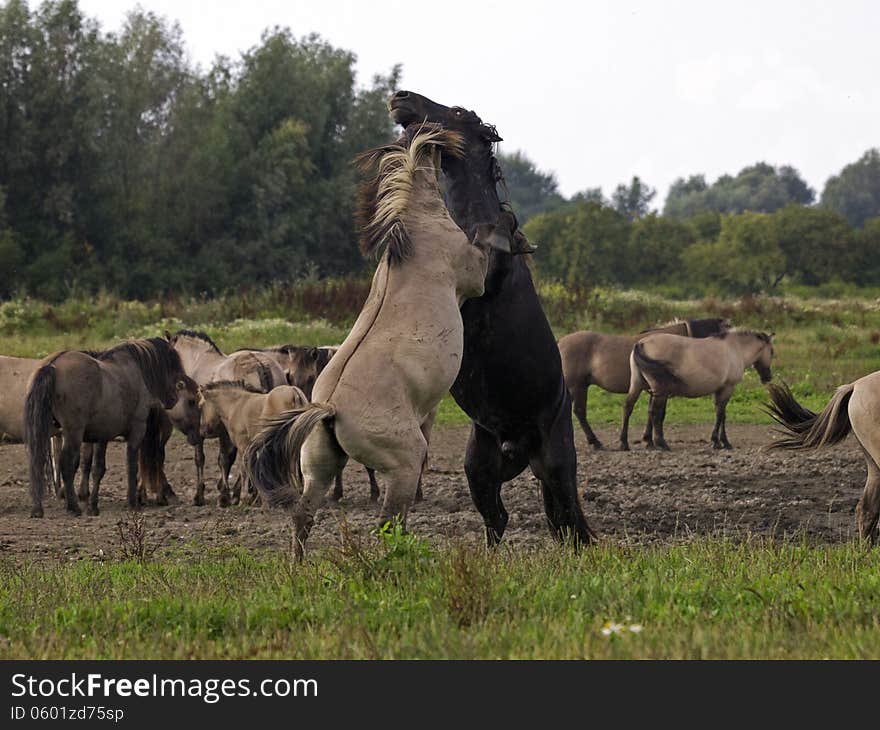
[75,0,879,205]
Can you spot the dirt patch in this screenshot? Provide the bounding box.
[0,423,866,562]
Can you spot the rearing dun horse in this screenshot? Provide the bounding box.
[245,125,502,559]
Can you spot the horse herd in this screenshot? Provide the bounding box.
[1,91,879,554]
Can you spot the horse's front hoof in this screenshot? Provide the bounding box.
[722,443,733,450]
[328,491,342,502]
[589,441,605,451]
[67,504,82,516]
[218,494,231,508]
[87,504,99,517]
[656,442,671,452]
[128,501,142,512]
[712,441,722,450]
[645,442,657,451]
[619,443,630,452]
[193,494,205,507]
[30,507,44,518]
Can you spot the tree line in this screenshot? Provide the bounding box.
[0,0,397,299]
[514,152,880,295]
[2,1,879,301]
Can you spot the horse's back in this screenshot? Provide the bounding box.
[559,331,637,394]
[638,334,730,396]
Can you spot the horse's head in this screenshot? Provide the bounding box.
[283,346,334,399]
[167,376,201,445]
[196,386,220,438]
[753,332,775,384]
[389,91,530,257]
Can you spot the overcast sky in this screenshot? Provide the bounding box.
[76,0,879,205]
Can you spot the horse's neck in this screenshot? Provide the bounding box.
[728,334,761,366]
[178,343,224,379]
[210,389,258,427]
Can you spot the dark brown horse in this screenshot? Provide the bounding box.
[558,318,730,450]
[24,339,192,516]
[389,91,594,546]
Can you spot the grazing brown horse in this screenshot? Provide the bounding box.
[558,318,730,450]
[24,338,193,517]
[167,330,286,506]
[766,377,880,543]
[245,125,501,559]
[622,329,774,450]
[199,381,310,504]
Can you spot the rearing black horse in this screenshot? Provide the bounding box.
[389,91,595,546]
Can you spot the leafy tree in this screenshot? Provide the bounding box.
[665,163,815,218]
[626,213,696,285]
[683,212,785,295]
[771,205,854,285]
[526,201,630,287]
[496,150,565,222]
[611,176,655,221]
[821,148,880,228]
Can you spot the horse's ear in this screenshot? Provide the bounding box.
[285,369,294,385]
[308,347,319,361]
[769,332,776,341]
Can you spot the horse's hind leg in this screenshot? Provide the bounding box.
[193,439,206,506]
[464,423,523,546]
[59,434,83,516]
[293,426,347,561]
[51,435,63,499]
[78,443,94,502]
[651,396,671,451]
[619,388,642,451]
[216,430,235,508]
[571,381,603,450]
[530,400,594,547]
[414,408,437,502]
[378,443,427,531]
[711,387,734,449]
[641,395,655,447]
[87,441,107,516]
[367,468,380,501]
[856,447,880,544]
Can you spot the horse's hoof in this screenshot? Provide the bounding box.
[128,502,142,512]
[711,441,722,450]
[67,504,82,516]
[193,494,205,507]
[645,442,657,451]
[218,494,231,508]
[656,442,671,452]
[722,443,733,450]
[30,507,44,518]
[87,504,99,517]
[328,492,342,502]
[619,443,630,452]
[589,441,604,451]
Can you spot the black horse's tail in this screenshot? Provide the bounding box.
[24,363,57,515]
[243,403,337,508]
[632,342,684,394]
[765,381,854,450]
[138,408,165,496]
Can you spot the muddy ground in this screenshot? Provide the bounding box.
[0,423,867,562]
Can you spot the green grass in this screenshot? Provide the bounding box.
[3,531,880,659]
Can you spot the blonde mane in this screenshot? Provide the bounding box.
[355,124,464,264]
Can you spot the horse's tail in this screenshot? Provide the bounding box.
[138,408,164,495]
[632,342,684,393]
[24,363,57,510]
[244,402,337,507]
[765,381,854,450]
